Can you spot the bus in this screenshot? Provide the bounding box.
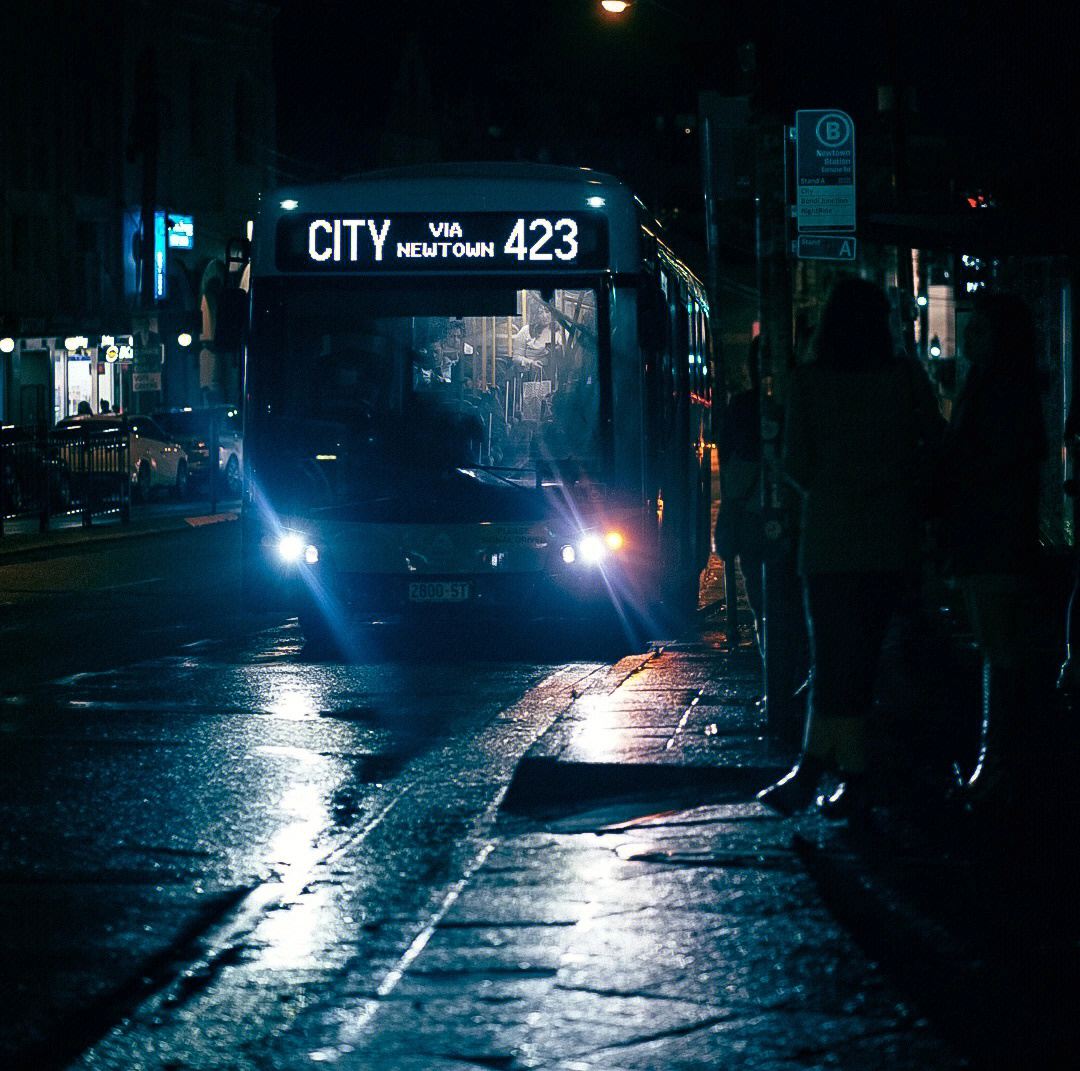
[235,163,715,652]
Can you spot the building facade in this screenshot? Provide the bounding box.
[0,0,277,424]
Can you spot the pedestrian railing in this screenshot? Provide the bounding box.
[1,423,131,536]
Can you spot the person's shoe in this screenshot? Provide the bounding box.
[756,758,824,816]
[816,777,869,822]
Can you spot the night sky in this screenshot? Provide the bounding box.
[272,1,1076,208]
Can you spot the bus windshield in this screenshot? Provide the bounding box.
[249,278,601,486]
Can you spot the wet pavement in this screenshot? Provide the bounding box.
[5,511,1079,1069]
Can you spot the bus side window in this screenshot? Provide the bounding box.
[638,278,669,355]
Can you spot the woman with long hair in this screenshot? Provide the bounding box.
[757,277,943,819]
[941,293,1046,806]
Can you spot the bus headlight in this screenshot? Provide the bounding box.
[278,533,305,563]
[279,532,318,564]
[578,534,606,564]
[567,530,625,567]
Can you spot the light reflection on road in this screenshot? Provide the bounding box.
[263,674,323,720]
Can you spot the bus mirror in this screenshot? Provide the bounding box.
[638,282,669,353]
[215,288,249,350]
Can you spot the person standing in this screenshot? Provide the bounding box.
[940,293,1046,807]
[757,277,943,820]
[715,341,764,648]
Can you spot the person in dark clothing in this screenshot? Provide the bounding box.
[939,293,1047,806]
[715,342,764,643]
[757,277,943,820]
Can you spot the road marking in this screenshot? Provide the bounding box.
[323,840,497,1055]
[325,665,598,1058]
[94,577,164,591]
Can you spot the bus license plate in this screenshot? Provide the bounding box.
[408,580,470,603]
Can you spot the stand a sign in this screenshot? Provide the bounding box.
[795,235,856,261]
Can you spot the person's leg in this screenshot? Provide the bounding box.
[756,573,834,814]
[737,543,764,656]
[814,572,904,818]
[961,574,1022,798]
[1058,555,1080,689]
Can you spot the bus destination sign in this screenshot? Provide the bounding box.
[275,212,608,272]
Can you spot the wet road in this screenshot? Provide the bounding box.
[0,521,605,1068]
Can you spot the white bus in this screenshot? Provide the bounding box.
[235,163,715,651]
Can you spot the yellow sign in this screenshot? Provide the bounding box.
[105,345,119,363]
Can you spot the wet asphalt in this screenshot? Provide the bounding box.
[3,501,1076,1068]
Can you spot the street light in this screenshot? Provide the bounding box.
[600,0,631,12]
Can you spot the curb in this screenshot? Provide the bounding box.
[501,755,787,813]
[0,512,237,563]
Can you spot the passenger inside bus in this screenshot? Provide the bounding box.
[265,287,600,486]
[511,304,554,374]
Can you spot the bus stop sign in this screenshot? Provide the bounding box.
[795,110,856,233]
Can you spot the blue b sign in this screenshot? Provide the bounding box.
[795,110,856,233]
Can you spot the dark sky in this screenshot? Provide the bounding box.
[272,1,1075,201]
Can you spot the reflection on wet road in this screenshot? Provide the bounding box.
[0,617,602,1069]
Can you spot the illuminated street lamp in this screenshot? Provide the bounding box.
[600,0,684,19]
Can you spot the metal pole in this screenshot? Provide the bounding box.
[756,116,804,753]
[209,407,218,514]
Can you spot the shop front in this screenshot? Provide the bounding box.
[0,335,137,426]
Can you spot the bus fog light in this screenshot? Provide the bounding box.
[561,544,576,564]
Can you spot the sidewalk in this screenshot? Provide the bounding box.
[309,555,1071,1070]
[0,499,238,561]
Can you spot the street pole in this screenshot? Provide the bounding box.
[755,111,804,754]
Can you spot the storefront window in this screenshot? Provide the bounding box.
[66,356,93,415]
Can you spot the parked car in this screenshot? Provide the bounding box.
[153,406,243,498]
[53,414,188,503]
[1,425,74,516]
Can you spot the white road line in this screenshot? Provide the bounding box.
[94,577,164,591]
